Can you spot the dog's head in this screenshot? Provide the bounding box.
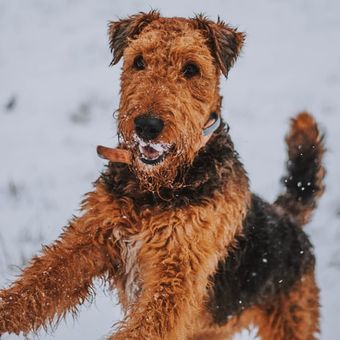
[108,11,244,191]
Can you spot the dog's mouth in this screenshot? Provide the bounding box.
[134,136,171,165]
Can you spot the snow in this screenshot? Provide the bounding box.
[1,0,339,339]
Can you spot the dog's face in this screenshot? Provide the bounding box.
[108,11,244,191]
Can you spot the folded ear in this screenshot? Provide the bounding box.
[194,14,245,77]
[108,10,160,65]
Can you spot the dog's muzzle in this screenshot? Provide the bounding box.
[133,115,169,165]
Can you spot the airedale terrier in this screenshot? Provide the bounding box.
[0,11,325,339]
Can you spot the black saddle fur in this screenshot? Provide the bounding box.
[208,194,315,325]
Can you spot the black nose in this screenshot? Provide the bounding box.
[134,115,164,140]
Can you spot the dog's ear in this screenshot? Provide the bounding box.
[108,10,160,66]
[194,15,245,77]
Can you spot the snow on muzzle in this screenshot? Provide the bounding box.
[134,135,171,165]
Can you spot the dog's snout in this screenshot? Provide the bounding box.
[134,115,164,140]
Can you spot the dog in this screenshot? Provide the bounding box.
[0,11,325,339]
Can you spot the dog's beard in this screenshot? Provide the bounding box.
[120,127,201,194]
[131,149,187,193]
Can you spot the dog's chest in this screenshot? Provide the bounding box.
[118,237,143,304]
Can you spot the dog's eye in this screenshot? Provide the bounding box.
[133,55,145,70]
[182,63,200,78]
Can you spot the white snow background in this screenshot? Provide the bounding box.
[0,0,339,339]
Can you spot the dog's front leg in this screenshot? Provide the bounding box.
[0,209,110,336]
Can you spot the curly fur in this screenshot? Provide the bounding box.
[102,124,242,210]
[0,11,324,340]
[208,194,315,325]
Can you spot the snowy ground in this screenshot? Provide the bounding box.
[0,0,339,339]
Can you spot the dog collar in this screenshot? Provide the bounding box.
[202,112,221,136]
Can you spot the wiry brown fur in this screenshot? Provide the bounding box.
[1,11,324,339]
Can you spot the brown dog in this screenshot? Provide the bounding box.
[0,11,325,339]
